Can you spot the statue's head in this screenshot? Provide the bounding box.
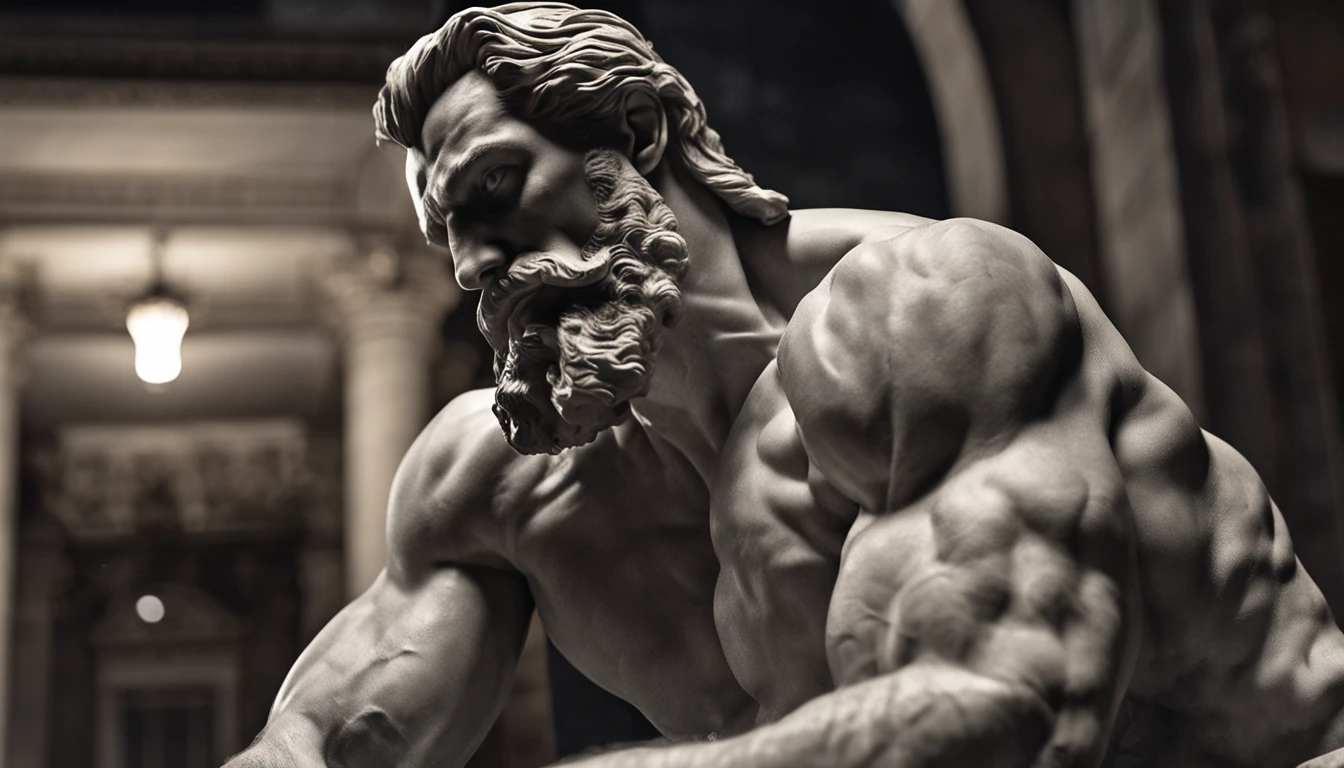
[374,2,787,455]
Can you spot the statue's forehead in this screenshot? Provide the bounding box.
[420,70,510,168]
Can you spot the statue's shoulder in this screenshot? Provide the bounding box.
[387,388,552,572]
[776,218,1081,511]
[797,216,1066,316]
[778,218,1072,387]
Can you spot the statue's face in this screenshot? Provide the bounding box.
[410,69,602,290]
[410,70,688,455]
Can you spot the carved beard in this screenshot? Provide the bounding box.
[477,148,689,455]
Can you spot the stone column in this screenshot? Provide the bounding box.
[0,274,26,765]
[325,244,456,598]
[1072,0,1205,417]
[6,517,67,768]
[959,0,1109,293]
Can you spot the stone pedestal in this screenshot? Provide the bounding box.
[325,244,456,597]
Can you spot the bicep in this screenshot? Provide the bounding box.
[267,564,533,768]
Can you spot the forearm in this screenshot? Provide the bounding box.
[232,566,531,768]
[224,711,326,768]
[1300,748,1344,768]
[562,664,1055,768]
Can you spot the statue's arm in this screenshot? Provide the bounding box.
[226,564,531,768]
[564,219,1136,767]
[567,531,1130,768]
[224,393,534,768]
[1301,748,1344,768]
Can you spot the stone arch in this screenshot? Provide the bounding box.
[893,0,1010,223]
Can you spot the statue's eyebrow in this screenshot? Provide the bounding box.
[441,140,516,203]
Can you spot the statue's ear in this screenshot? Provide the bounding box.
[617,89,667,176]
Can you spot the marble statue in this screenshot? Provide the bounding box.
[225,4,1344,766]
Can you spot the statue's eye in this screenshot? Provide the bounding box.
[482,166,510,195]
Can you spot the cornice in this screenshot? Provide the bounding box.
[0,171,356,221]
[0,36,401,83]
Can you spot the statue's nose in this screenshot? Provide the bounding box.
[452,240,508,290]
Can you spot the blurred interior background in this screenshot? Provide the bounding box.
[0,0,1340,765]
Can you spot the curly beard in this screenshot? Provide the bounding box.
[478,148,689,455]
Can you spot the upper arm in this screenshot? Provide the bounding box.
[777,217,1081,513]
[776,219,1134,764]
[236,390,536,768]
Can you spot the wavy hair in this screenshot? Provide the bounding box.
[373,1,789,225]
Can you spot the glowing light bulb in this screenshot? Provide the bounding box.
[126,297,189,384]
[136,594,165,624]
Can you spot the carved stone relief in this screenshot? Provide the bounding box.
[35,420,340,542]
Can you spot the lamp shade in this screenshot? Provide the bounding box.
[126,296,189,384]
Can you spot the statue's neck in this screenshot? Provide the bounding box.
[630,161,784,483]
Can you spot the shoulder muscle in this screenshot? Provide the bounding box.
[388,388,544,578]
[778,218,1081,511]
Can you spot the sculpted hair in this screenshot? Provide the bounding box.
[373,1,789,225]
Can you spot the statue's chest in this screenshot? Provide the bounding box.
[510,432,755,736]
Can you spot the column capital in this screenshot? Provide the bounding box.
[321,239,459,348]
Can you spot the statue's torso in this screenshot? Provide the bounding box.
[445,219,1344,764]
[499,421,758,739]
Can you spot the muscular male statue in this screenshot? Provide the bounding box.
[227,4,1344,766]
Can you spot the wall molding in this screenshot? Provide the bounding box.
[0,171,356,221]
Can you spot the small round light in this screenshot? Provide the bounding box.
[135,594,165,624]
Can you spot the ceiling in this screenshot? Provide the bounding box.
[24,330,339,427]
[5,224,351,317]
[0,77,429,432]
